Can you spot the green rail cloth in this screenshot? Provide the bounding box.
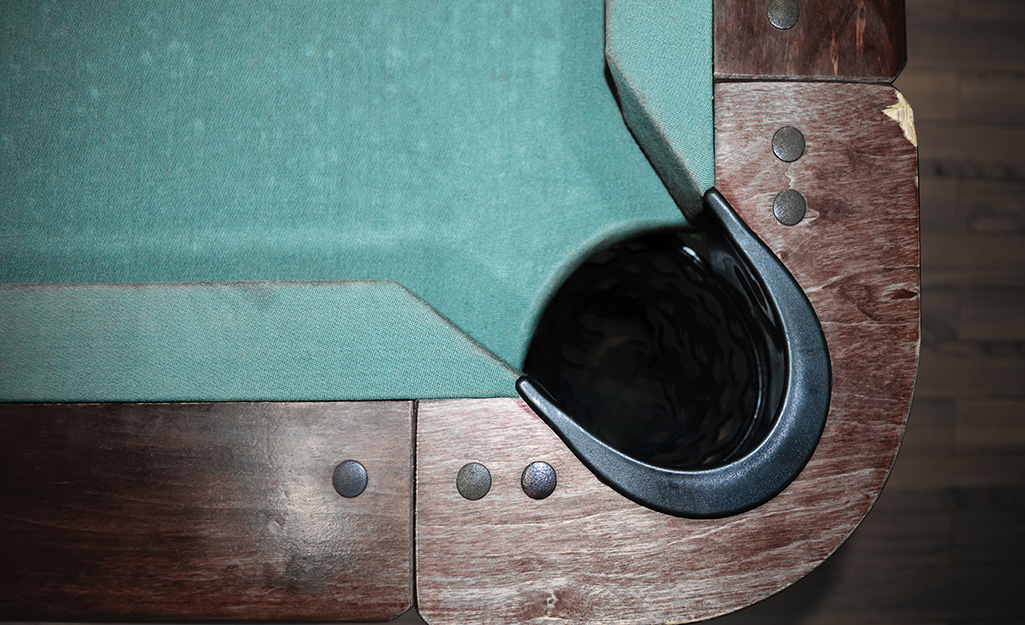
[0,0,711,401]
[606,0,714,217]
[0,282,517,402]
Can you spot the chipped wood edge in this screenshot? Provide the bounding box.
[884,88,918,147]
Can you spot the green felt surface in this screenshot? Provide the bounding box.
[606,0,714,218]
[0,282,517,402]
[0,1,711,401]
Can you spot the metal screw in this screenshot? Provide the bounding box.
[456,462,492,500]
[521,461,557,500]
[772,126,806,162]
[773,189,807,226]
[767,0,800,30]
[332,460,367,498]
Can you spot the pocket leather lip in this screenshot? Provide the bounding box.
[518,187,832,518]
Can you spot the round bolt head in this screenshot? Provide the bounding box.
[332,460,367,498]
[767,0,800,30]
[521,461,557,500]
[773,189,808,226]
[456,462,492,500]
[772,126,806,162]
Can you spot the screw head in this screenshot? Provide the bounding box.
[332,460,367,498]
[521,461,557,500]
[456,462,492,500]
[767,0,800,30]
[773,189,808,226]
[772,126,806,162]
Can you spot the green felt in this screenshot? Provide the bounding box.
[606,0,715,218]
[0,1,711,401]
[0,282,517,402]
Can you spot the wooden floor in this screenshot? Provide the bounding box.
[710,1,1025,623]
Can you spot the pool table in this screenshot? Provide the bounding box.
[0,1,918,623]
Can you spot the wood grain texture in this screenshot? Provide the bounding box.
[707,8,1025,623]
[415,82,919,625]
[714,0,907,82]
[0,401,413,622]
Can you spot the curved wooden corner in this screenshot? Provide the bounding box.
[415,82,919,625]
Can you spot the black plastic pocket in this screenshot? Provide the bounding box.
[520,189,831,518]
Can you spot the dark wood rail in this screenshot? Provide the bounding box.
[0,402,413,622]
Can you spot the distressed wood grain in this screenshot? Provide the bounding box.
[714,0,907,82]
[415,82,919,625]
[0,401,413,622]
